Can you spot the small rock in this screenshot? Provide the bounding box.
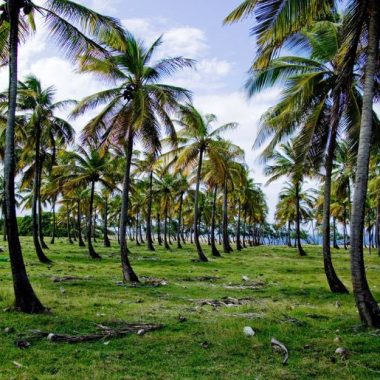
[137,329,145,336]
[334,336,341,343]
[47,333,56,341]
[4,327,14,333]
[243,326,255,337]
[201,341,210,349]
[115,281,124,286]
[242,275,249,282]
[303,344,310,350]
[103,341,110,345]
[16,340,30,349]
[335,301,341,308]
[178,315,187,323]
[60,287,65,294]
[335,347,349,358]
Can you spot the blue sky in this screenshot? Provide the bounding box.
[0,0,287,219]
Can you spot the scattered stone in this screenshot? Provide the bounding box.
[4,327,14,333]
[137,329,145,336]
[115,281,124,286]
[103,341,110,345]
[178,315,187,323]
[60,287,66,294]
[198,297,253,308]
[47,333,56,341]
[335,347,349,358]
[335,301,341,308]
[334,336,341,343]
[16,340,30,349]
[201,341,210,349]
[226,312,264,320]
[52,276,91,283]
[303,344,310,350]
[242,275,249,282]
[141,277,168,287]
[243,326,255,337]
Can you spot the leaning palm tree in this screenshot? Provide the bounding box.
[0,0,125,313]
[71,33,193,282]
[171,105,238,261]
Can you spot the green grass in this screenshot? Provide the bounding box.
[0,238,380,379]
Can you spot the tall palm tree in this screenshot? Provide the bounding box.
[54,146,115,259]
[72,34,192,282]
[17,75,75,263]
[172,104,238,261]
[264,141,308,255]
[1,0,125,313]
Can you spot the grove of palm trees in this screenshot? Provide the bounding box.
[0,0,379,378]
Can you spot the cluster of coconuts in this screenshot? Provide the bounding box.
[0,0,33,25]
[123,83,137,101]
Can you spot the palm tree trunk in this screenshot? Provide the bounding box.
[333,217,340,249]
[77,200,85,247]
[236,198,243,251]
[295,182,306,256]
[50,196,56,244]
[211,185,221,257]
[164,199,170,250]
[287,220,292,247]
[157,213,162,245]
[67,207,73,244]
[87,180,100,258]
[350,0,380,327]
[32,121,51,263]
[146,170,155,251]
[4,2,44,313]
[38,161,48,250]
[376,202,380,257]
[322,90,347,292]
[135,213,141,246]
[177,192,183,249]
[222,177,233,253]
[2,202,7,241]
[103,197,111,247]
[193,148,208,262]
[119,129,139,282]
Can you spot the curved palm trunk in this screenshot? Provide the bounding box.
[211,185,221,257]
[87,180,100,258]
[295,182,306,256]
[321,91,348,292]
[164,199,170,250]
[193,148,208,262]
[103,197,111,247]
[32,122,51,263]
[119,130,139,282]
[77,200,85,247]
[146,170,155,251]
[350,0,380,327]
[177,192,184,249]
[50,196,56,244]
[222,177,233,253]
[4,3,44,312]
[236,198,243,251]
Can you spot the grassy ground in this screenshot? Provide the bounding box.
[0,237,379,379]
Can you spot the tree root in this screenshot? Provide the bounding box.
[27,323,163,344]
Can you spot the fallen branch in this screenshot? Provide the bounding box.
[271,338,289,365]
[28,323,163,344]
[52,276,91,283]
[198,297,253,308]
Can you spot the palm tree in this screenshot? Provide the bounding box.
[54,146,115,259]
[17,75,75,263]
[172,105,238,261]
[264,141,308,255]
[72,34,192,282]
[1,0,125,313]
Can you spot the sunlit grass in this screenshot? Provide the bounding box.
[0,237,379,379]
